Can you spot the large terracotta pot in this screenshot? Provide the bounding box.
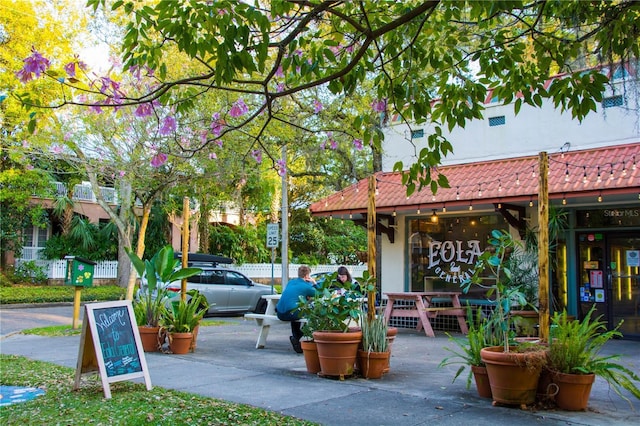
[301,340,321,374]
[471,365,492,398]
[313,330,362,378]
[480,346,546,406]
[189,325,200,353]
[357,350,390,379]
[552,371,595,411]
[138,326,162,352]
[169,332,194,354]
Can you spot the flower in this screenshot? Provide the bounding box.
[135,103,153,117]
[251,149,262,163]
[159,115,177,135]
[229,98,248,117]
[276,159,286,176]
[151,152,168,168]
[16,48,50,83]
[353,139,363,150]
[313,99,323,113]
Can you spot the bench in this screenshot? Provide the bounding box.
[244,312,285,349]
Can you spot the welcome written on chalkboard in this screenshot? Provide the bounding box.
[94,306,142,377]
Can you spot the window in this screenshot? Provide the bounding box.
[411,129,424,139]
[488,116,506,126]
[226,271,250,285]
[602,95,623,108]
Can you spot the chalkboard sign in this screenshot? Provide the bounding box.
[73,301,152,398]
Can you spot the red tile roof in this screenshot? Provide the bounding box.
[310,143,640,216]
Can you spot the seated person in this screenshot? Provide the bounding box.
[276,265,317,353]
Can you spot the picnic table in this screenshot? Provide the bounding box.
[244,294,282,349]
[382,292,469,337]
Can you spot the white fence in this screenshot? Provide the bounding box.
[17,259,367,280]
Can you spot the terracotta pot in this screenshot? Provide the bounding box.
[313,330,362,378]
[552,371,595,411]
[189,325,200,353]
[301,340,321,374]
[138,326,162,352]
[480,346,546,406]
[383,327,398,374]
[471,365,492,398]
[357,350,390,379]
[169,332,194,354]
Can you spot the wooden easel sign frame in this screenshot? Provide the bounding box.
[73,300,152,398]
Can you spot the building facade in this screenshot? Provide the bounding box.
[310,63,640,339]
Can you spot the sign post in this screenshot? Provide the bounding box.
[266,223,279,294]
[73,300,152,399]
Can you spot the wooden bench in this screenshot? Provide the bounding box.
[244,312,285,349]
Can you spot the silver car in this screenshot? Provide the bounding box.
[164,253,275,315]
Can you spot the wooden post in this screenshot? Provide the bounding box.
[181,196,190,302]
[72,286,82,329]
[538,152,550,342]
[367,175,376,323]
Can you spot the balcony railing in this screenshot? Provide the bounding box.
[52,181,118,204]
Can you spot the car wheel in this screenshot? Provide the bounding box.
[255,298,268,314]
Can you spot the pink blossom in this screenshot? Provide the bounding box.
[200,130,209,143]
[151,152,167,168]
[159,115,176,135]
[353,139,363,150]
[371,99,387,113]
[210,112,224,136]
[320,141,326,150]
[64,59,87,78]
[276,83,285,93]
[64,132,72,141]
[229,99,248,118]
[294,49,303,58]
[215,140,223,147]
[251,149,262,163]
[51,145,63,154]
[275,65,284,78]
[22,140,29,148]
[16,48,50,83]
[26,164,34,170]
[209,152,217,159]
[330,139,337,150]
[89,103,103,114]
[276,159,286,176]
[135,103,153,117]
[313,99,323,113]
[119,171,126,177]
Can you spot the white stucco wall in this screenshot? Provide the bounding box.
[380,216,407,295]
[382,78,639,171]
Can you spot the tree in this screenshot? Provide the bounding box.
[10,1,638,195]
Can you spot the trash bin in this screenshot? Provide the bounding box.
[64,256,97,287]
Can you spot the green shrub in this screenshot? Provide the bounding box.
[0,285,125,304]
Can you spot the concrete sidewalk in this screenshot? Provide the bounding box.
[1,313,639,425]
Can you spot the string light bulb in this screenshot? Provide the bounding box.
[442,203,447,213]
[562,194,567,205]
[417,205,421,215]
[610,164,615,180]
[565,163,570,182]
[598,192,603,203]
[478,184,482,197]
[340,192,344,201]
[597,166,602,183]
[583,166,588,184]
[516,173,520,186]
[469,202,473,211]
[633,155,637,171]
[456,186,460,200]
[392,209,397,217]
[430,209,438,223]
[498,179,502,192]
[529,197,534,207]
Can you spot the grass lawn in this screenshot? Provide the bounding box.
[0,355,316,425]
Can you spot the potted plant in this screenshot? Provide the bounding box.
[547,306,640,411]
[357,312,389,379]
[126,245,202,352]
[439,308,502,398]
[164,289,209,354]
[504,244,540,337]
[297,274,364,378]
[462,229,548,407]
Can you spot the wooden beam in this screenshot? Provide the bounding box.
[538,152,550,342]
[367,175,376,323]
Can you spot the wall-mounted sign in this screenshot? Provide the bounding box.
[595,289,605,302]
[590,270,603,288]
[584,261,599,269]
[627,250,640,267]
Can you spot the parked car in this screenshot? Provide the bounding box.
[138,253,275,316]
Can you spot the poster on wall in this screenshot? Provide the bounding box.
[595,289,605,302]
[627,250,640,267]
[590,270,603,288]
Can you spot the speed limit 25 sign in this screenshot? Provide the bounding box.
[266,223,279,248]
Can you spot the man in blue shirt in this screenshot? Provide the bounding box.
[276,265,317,353]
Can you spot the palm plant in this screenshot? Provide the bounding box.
[126,245,201,327]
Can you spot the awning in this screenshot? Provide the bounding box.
[310,143,639,217]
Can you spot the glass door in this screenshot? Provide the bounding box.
[609,234,640,339]
[577,233,609,325]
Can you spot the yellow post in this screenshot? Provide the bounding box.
[367,175,377,323]
[181,196,190,302]
[538,152,550,342]
[72,286,82,329]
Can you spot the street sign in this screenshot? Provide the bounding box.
[266,223,279,248]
